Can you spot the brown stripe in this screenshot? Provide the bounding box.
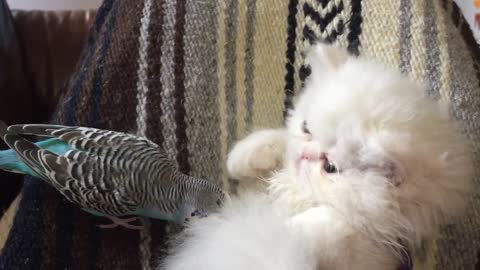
[460,19,480,67]
[95,3,142,133]
[173,0,190,173]
[95,226,141,269]
[460,16,480,86]
[450,0,460,27]
[441,0,447,9]
[399,0,413,74]
[244,0,257,131]
[150,220,171,268]
[145,0,166,145]
[69,44,99,126]
[69,210,95,270]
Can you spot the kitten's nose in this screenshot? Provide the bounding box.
[300,141,322,161]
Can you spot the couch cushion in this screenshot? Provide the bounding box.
[12,9,97,120]
[0,0,479,269]
[0,0,32,223]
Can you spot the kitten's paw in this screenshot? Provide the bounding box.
[250,141,284,176]
[290,207,353,247]
[227,129,287,182]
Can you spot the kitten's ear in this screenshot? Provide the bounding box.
[304,43,350,74]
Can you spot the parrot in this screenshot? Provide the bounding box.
[0,121,227,230]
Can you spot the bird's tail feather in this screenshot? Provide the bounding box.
[0,121,37,175]
[0,148,26,174]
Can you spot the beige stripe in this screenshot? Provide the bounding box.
[407,0,427,83]
[445,0,453,15]
[159,0,178,160]
[433,0,452,104]
[235,0,248,138]
[216,1,229,190]
[0,194,21,252]
[135,1,154,268]
[359,0,402,67]
[413,241,438,270]
[135,0,153,138]
[251,0,289,128]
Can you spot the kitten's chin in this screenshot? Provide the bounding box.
[291,159,332,193]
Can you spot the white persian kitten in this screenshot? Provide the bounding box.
[161,44,473,270]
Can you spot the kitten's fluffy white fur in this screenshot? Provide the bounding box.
[161,44,474,270]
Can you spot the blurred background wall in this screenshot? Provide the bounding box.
[7,0,101,10]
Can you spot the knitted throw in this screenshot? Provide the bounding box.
[0,0,479,269]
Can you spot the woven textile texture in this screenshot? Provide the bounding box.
[0,0,479,269]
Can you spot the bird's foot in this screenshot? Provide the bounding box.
[97,216,144,230]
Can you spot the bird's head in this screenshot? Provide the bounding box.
[181,178,229,223]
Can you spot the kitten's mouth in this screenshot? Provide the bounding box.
[294,157,331,195]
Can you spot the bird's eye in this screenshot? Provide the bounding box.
[323,159,338,174]
[302,121,311,134]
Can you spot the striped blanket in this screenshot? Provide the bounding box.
[0,0,479,269]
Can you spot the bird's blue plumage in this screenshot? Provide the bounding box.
[0,138,72,177]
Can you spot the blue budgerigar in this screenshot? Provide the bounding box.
[0,121,227,229]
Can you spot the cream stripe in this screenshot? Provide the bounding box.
[134,1,153,269]
[0,194,21,252]
[235,0,248,138]
[433,0,452,104]
[135,0,153,138]
[408,0,427,84]
[251,0,289,128]
[216,1,229,191]
[159,0,178,161]
[359,0,401,67]
[413,240,438,270]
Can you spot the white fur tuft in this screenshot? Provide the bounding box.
[160,193,316,270]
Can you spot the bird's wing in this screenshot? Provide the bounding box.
[6,124,158,151]
[3,123,182,217]
[1,124,150,216]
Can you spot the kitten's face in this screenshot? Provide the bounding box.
[283,44,473,237]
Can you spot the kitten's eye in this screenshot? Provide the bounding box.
[323,159,338,174]
[302,121,311,134]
